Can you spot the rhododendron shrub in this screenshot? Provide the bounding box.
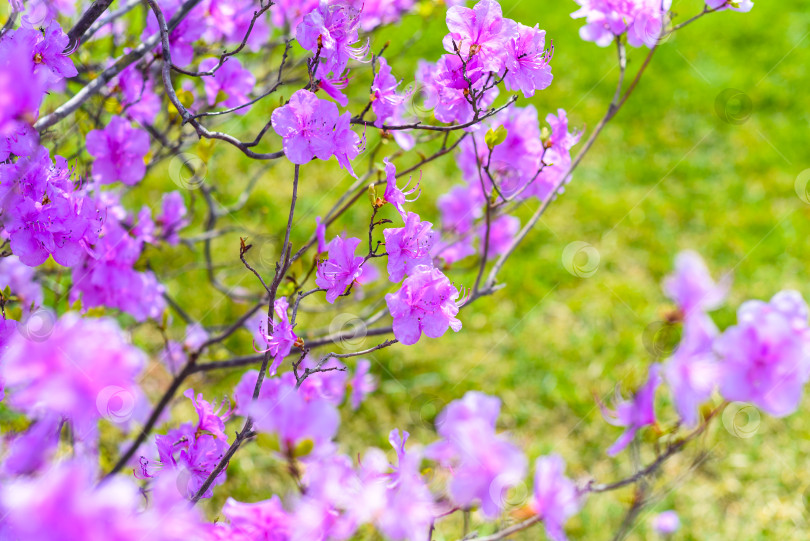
[0,0,790,539]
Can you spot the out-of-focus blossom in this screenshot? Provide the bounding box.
[350,359,376,410]
[599,364,661,456]
[531,454,583,541]
[86,116,150,186]
[663,251,730,316]
[717,290,810,417]
[199,57,255,111]
[653,510,680,535]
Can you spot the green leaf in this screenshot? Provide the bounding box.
[293,438,314,458]
[485,125,508,149]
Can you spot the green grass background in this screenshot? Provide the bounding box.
[13,0,810,538]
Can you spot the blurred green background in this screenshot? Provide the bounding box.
[50,0,810,538]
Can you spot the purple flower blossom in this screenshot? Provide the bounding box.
[1,413,60,476]
[663,251,730,316]
[0,119,39,162]
[383,157,419,219]
[426,392,526,517]
[1,314,147,438]
[138,391,231,501]
[706,0,753,12]
[1,460,204,540]
[437,184,484,234]
[315,216,328,252]
[480,214,519,256]
[298,355,348,405]
[653,510,680,535]
[316,235,365,303]
[531,454,583,541]
[384,212,436,282]
[385,265,462,345]
[571,0,672,48]
[371,57,406,127]
[443,0,508,72]
[246,372,340,453]
[144,0,205,67]
[271,89,362,176]
[355,0,415,31]
[208,496,291,540]
[184,388,230,442]
[156,191,189,245]
[503,22,554,97]
[253,298,299,375]
[1,22,77,90]
[70,204,166,322]
[717,290,810,417]
[86,116,150,185]
[112,61,161,125]
[296,1,368,74]
[199,57,255,111]
[0,39,44,136]
[663,312,719,427]
[599,364,661,456]
[0,255,43,313]
[350,359,376,410]
[271,0,319,28]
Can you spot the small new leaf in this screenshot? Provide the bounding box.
[485,125,508,149]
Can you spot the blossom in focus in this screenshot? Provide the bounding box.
[531,454,583,541]
[502,21,554,97]
[138,390,231,499]
[599,364,661,456]
[385,264,462,346]
[371,57,406,127]
[316,235,365,303]
[253,297,299,375]
[383,157,419,219]
[0,34,44,135]
[443,0,508,71]
[663,250,730,316]
[426,391,526,518]
[199,57,255,111]
[296,1,368,73]
[383,212,436,283]
[717,290,810,417]
[86,116,150,185]
[271,89,362,176]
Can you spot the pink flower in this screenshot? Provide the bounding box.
[653,510,680,535]
[717,290,810,417]
[271,89,361,176]
[184,388,230,442]
[663,251,730,316]
[199,57,255,111]
[0,39,44,136]
[706,0,753,12]
[2,314,148,438]
[531,454,583,541]
[86,116,150,185]
[385,265,461,346]
[316,235,365,303]
[371,57,405,127]
[599,364,661,456]
[383,212,436,283]
[426,392,526,518]
[350,359,376,410]
[383,157,419,219]
[254,298,299,375]
[503,22,554,98]
[296,1,368,74]
[443,0,508,72]
[246,373,340,453]
[479,214,519,256]
[663,312,720,427]
[209,496,291,540]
